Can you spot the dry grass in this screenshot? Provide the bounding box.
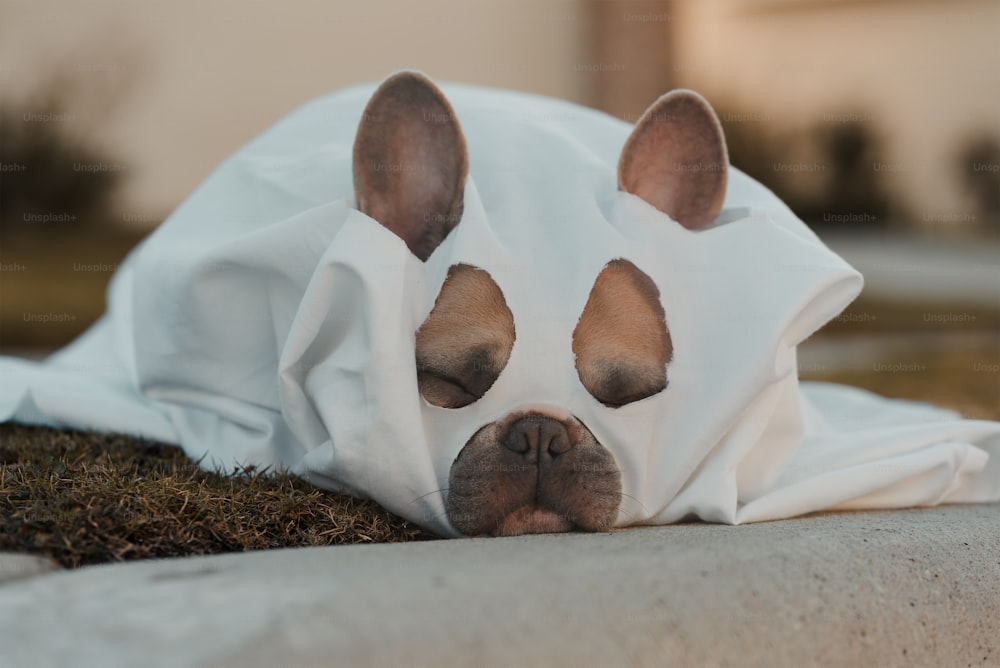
[0,424,435,568]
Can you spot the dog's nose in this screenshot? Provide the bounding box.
[503,415,572,457]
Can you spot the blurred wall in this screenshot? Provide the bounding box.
[0,0,587,220]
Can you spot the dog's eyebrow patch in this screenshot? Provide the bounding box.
[415,264,515,408]
[572,259,671,408]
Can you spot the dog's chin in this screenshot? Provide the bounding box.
[493,505,576,537]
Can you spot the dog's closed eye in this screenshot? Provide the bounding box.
[417,347,506,408]
[580,359,668,408]
[416,369,478,408]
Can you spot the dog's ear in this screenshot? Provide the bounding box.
[618,89,728,230]
[353,71,468,261]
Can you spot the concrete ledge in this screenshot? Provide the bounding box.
[1,504,998,667]
[0,553,61,584]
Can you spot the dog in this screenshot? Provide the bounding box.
[351,71,726,536]
[5,72,994,536]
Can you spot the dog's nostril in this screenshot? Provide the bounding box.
[503,426,531,454]
[545,423,572,455]
[503,416,572,456]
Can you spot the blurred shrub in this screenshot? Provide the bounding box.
[0,95,124,240]
[1,52,146,348]
[718,107,894,230]
[956,134,1000,235]
[0,50,141,244]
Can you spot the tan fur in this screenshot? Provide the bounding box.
[415,264,515,408]
[572,259,671,407]
[618,89,728,230]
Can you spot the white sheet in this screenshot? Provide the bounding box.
[2,80,997,536]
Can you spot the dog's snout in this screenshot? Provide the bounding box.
[503,415,572,457]
[448,411,622,536]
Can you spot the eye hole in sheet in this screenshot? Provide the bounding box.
[415,264,516,408]
[573,259,672,408]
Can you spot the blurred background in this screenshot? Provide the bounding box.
[1,0,997,416]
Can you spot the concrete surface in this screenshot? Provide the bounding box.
[0,553,61,584]
[1,504,998,667]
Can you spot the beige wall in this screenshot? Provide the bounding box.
[0,0,587,219]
